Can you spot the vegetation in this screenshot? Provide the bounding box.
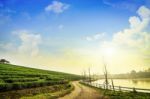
[0,83,73,99]
[80,82,150,99]
[21,83,74,99]
[110,68,150,79]
[0,59,9,64]
[98,68,150,79]
[104,90,150,99]
[103,60,109,90]
[0,63,82,98]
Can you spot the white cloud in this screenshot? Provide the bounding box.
[103,0,137,11]
[85,33,105,41]
[0,43,16,52]
[45,1,69,14]
[85,37,93,41]
[129,16,141,28]
[16,30,42,56]
[112,6,150,51]
[137,6,150,19]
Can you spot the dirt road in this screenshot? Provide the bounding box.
[59,81,107,99]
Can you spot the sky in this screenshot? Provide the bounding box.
[0,0,150,75]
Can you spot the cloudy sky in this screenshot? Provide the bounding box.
[0,0,150,74]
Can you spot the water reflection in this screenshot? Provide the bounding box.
[93,78,150,89]
[132,80,138,85]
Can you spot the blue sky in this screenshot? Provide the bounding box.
[0,0,150,74]
[1,0,149,39]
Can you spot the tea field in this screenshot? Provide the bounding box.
[0,63,82,92]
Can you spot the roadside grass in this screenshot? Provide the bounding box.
[80,82,150,99]
[0,83,73,99]
[21,82,74,99]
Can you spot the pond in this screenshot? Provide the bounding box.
[92,78,150,89]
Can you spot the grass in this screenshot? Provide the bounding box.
[80,82,150,99]
[0,83,74,99]
[21,82,74,99]
[0,63,82,98]
[103,90,150,99]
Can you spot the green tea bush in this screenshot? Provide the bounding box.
[0,63,82,92]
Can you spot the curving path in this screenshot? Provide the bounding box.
[59,81,107,99]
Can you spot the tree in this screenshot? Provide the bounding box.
[131,70,136,74]
[146,68,150,72]
[130,70,137,78]
[0,59,10,64]
[103,61,109,90]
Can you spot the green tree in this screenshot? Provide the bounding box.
[0,59,10,64]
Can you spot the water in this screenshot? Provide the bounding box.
[93,78,150,89]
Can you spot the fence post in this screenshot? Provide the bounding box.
[110,85,111,90]
[133,87,136,93]
[119,86,121,92]
[99,84,101,88]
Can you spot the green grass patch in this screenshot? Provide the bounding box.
[80,82,150,99]
[21,83,74,99]
[0,83,73,99]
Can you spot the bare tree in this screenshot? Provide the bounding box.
[103,62,109,89]
[103,57,109,90]
[103,57,115,92]
[82,70,87,81]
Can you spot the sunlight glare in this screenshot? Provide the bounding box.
[102,46,116,57]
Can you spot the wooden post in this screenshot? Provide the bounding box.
[83,70,86,81]
[119,86,121,92]
[88,67,91,83]
[111,78,115,92]
[133,87,136,93]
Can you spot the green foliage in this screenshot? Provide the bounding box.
[110,68,150,79]
[21,83,74,99]
[80,82,150,99]
[104,90,150,99]
[0,59,10,64]
[0,83,73,99]
[0,64,82,92]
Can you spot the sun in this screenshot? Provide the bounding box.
[101,45,116,57]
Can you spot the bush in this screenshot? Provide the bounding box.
[0,83,12,91]
[4,78,39,83]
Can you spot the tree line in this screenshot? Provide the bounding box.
[110,68,150,79]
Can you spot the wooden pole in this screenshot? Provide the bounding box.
[111,78,115,92]
[88,67,91,83]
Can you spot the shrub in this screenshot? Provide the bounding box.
[0,83,12,91]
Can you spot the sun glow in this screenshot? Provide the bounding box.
[101,43,117,58]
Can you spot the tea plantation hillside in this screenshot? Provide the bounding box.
[0,63,82,92]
